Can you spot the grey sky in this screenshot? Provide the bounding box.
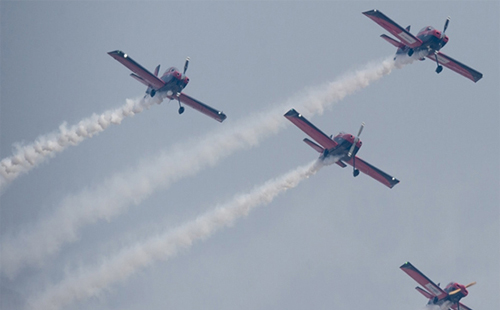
[1,1,498,310]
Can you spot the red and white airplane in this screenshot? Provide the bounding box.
[363,9,483,83]
[401,262,476,310]
[284,109,399,189]
[108,50,227,122]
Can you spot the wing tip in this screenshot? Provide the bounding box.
[389,178,401,189]
[362,9,377,16]
[284,108,300,118]
[108,50,124,56]
[217,112,227,123]
[473,73,483,83]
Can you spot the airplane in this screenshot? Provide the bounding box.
[108,50,227,122]
[363,9,483,83]
[284,108,399,189]
[400,261,476,310]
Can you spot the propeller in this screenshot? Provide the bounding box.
[183,57,190,76]
[347,123,365,158]
[177,57,190,114]
[441,17,450,39]
[348,123,364,177]
[449,282,476,296]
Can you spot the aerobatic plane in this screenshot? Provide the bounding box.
[108,50,226,122]
[400,262,476,310]
[363,9,483,83]
[284,109,399,189]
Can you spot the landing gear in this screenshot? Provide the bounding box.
[433,52,443,74]
[353,169,360,177]
[177,94,184,114]
[408,49,414,57]
[150,89,156,97]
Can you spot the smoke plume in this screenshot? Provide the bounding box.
[28,160,323,310]
[0,96,162,191]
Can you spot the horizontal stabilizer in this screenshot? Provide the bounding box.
[380,34,405,48]
[416,286,434,299]
[303,138,324,153]
[335,160,347,168]
[130,73,150,87]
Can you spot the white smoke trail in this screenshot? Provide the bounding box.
[0,56,398,278]
[0,96,162,191]
[28,160,324,310]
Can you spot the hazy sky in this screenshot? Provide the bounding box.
[1,1,498,310]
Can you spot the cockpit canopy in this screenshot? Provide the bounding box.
[444,282,458,292]
[333,132,346,142]
[165,67,179,74]
[419,26,435,33]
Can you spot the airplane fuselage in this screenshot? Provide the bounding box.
[322,133,362,161]
[396,26,449,60]
[146,67,189,97]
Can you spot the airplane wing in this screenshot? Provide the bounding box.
[175,93,227,123]
[363,9,422,48]
[400,262,448,301]
[284,109,338,150]
[108,50,166,90]
[344,156,400,188]
[451,302,473,310]
[426,51,483,83]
